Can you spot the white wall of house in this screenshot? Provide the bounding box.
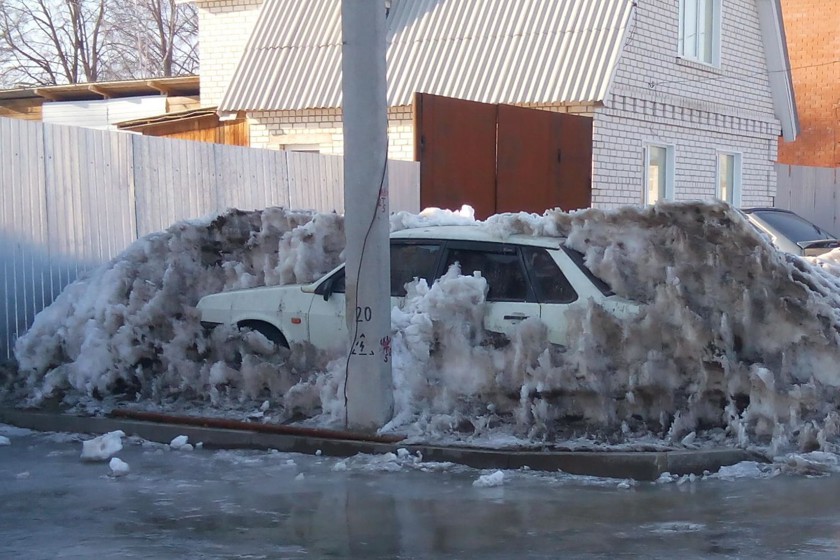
[248,106,416,160]
[195,0,264,107]
[593,0,781,208]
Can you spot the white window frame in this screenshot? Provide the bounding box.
[678,0,722,67]
[644,144,676,205]
[716,150,742,207]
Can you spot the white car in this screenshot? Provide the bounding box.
[197,225,640,351]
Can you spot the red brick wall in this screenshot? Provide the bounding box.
[777,0,840,167]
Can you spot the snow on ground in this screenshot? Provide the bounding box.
[5,201,840,460]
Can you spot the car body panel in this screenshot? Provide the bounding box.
[198,284,312,344]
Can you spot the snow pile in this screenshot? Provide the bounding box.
[7,201,840,456]
[80,430,124,462]
[8,208,344,410]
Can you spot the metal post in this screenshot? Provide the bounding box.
[341,0,393,431]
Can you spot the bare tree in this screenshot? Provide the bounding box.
[108,0,198,79]
[0,0,110,86]
[0,0,198,88]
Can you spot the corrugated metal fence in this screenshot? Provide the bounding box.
[1,116,419,361]
[775,164,840,236]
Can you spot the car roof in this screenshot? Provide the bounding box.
[741,207,790,214]
[390,224,565,248]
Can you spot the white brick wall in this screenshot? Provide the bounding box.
[195,0,263,107]
[595,0,781,208]
[249,106,416,161]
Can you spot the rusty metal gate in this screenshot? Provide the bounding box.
[414,93,592,219]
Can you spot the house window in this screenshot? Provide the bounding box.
[645,144,675,204]
[679,0,721,66]
[717,152,742,206]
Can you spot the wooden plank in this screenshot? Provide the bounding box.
[389,160,420,213]
[773,164,792,209]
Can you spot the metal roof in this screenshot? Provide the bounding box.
[219,0,634,111]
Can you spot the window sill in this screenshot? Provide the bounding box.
[676,56,722,74]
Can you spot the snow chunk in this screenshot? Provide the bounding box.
[169,435,190,450]
[391,204,476,232]
[779,451,840,475]
[109,457,130,477]
[80,431,124,462]
[0,435,10,446]
[714,461,766,480]
[473,470,505,488]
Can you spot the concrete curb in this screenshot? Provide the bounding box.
[0,408,765,481]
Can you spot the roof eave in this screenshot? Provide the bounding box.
[756,0,799,141]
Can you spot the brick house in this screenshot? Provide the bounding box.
[192,0,797,209]
[777,0,840,167]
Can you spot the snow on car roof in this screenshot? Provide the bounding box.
[391,224,565,248]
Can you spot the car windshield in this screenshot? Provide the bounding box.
[752,210,835,244]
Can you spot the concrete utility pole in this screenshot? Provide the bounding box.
[341,0,393,431]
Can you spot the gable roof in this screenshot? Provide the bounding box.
[219,0,635,112]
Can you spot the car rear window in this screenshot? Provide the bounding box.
[752,210,835,243]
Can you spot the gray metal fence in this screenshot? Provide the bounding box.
[1,117,419,361]
[775,164,840,236]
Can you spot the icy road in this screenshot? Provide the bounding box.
[2,426,840,559]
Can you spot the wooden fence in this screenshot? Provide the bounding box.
[0,116,419,361]
[775,164,840,236]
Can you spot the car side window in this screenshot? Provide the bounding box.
[390,243,441,296]
[521,247,578,304]
[444,247,528,302]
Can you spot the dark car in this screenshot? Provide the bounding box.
[742,208,840,257]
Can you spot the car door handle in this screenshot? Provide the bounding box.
[503,314,529,321]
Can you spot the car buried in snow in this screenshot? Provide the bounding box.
[196,225,640,351]
[742,208,840,257]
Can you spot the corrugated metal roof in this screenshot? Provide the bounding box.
[219,0,634,111]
